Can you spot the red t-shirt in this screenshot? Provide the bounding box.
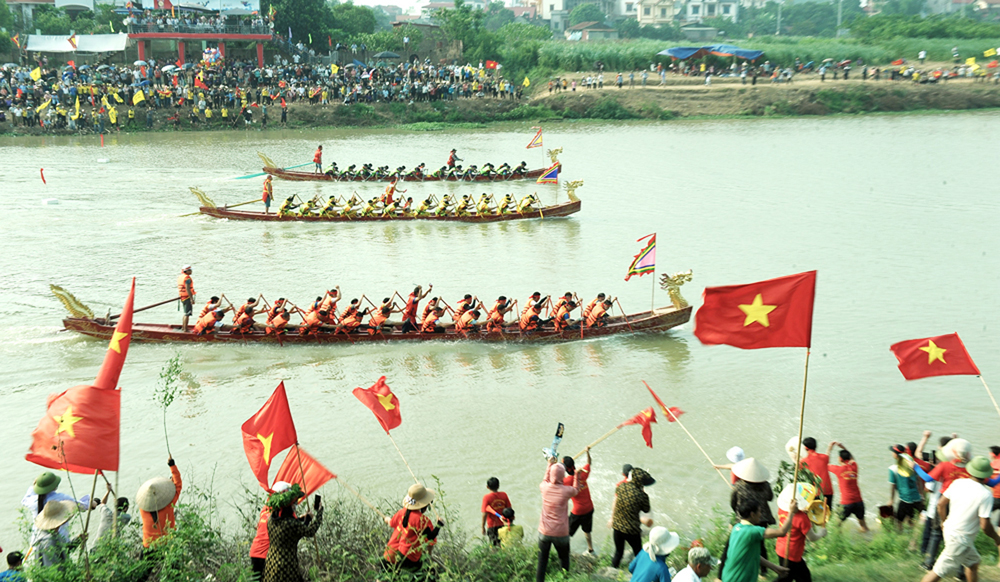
[481,491,511,528]
[828,461,862,505]
[403,293,419,322]
[564,464,593,515]
[930,461,970,494]
[775,509,812,562]
[991,458,1000,499]
[249,506,270,559]
[802,452,833,495]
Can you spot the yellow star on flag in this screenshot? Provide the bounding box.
[108,331,129,354]
[738,294,777,327]
[642,409,652,418]
[257,433,274,464]
[53,405,83,438]
[377,392,396,411]
[919,340,947,365]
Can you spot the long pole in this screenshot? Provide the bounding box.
[113,471,120,537]
[785,348,812,555]
[109,296,180,320]
[979,376,1000,421]
[293,444,323,568]
[80,470,99,579]
[664,406,731,487]
[572,426,622,460]
[387,432,419,483]
[651,265,656,313]
[335,477,387,520]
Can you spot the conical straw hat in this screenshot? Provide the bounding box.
[35,500,77,530]
[136,477,176,512]
[732,458,770,483]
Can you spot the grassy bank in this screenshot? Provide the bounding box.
[16,478,1000,582]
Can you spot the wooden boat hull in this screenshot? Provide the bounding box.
[198,199,581,222]
[264,164,559,183]
[62,306,691,345]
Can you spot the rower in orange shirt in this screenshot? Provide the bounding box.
[200,296,221,318]
[484,296,513,332]
[265,298,286,324]
[401,285,433,333]
[552,300,577,331]
[521,292,542,318]
[233,297,258,324]
[266,308,291,336]
[582,293,606,321]
[193,309,227,336]
[299,309,326,335]
[519,301,544,332]
[421,307,446,334]
[455,309,482,334]
[368,300,399,335]
[338,299,368,333]
[585,299,613,328]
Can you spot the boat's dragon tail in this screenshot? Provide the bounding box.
[258,151,278,170]
[50,284,95,319]
[190,187,216,208]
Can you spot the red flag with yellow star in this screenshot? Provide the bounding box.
[93,278,135,390]
[352,376,401,433]
[890,333,980,380]
[25,386,121,473]
[273,445,336,496]
[643,381,685,423]
[242,382,299,490]
[619,407,657,448]
[694,271,816,349]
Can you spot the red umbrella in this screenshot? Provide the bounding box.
[988,60,999,69]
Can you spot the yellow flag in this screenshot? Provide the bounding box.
[73,96,80,119]
[133,90,146,105]
[113,92,123,103]
[31,67,42,81]
[331,64,339,75]
[108,107,117,124]
[966,57,976,65]
[986,48,998,57]
[101,95,109,108]
[37,99,51,112]
[523,77,530,87]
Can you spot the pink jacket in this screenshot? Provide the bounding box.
[538,463,579,537]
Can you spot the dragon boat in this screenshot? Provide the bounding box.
[259,150,564,183]
[191,182,583,223]
[51,279,694,345]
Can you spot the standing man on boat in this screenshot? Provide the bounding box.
[313,145,323,174]
[262,175,274,214]
[401,285,432,333]
[178,266,195,332]
[447,149,462,168]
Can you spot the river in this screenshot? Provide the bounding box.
[1,112,998,552]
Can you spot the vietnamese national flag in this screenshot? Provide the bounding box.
[352,376,401,433]
[642,380,685,423]
[619,407,657,448]
[242,382,298,489]
[93,278,135,390]
[485,60,498,69]
[195,78,208,90]
[273,445,336,496]
[890,333,980,380]
[25,385,121,473]
[694,271,816,349]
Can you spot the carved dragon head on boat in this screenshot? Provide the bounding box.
[659,270,693,310]
[563,180,583,202]
[547,147,563,165]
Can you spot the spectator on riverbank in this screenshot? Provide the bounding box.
[481,477,511,547]
[611,467,655,569]
[828,445,868,532]
[537,458,581,582]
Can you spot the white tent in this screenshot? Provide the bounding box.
[26,34,130,54]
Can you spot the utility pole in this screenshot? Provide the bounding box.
[836,0,843,37]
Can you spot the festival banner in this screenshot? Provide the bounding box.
[694,271,816,349]
[273,446,336,496]
[242,382,299,489]
[352,376,401,433]
[620,407,657,448]
[536,163,559,184]
[890,333,980,380]
[526,127,542,149]
[624,233,655,281]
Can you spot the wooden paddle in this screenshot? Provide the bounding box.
[109,296,180,320]
[234,162,311,180]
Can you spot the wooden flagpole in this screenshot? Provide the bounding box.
[979,376,1000,421]
[572,426,623,460]
[335,477,387,520]
[784,349,812,555]
[80,470,99,579]
[387,433,419,484]
[293,444,324,567]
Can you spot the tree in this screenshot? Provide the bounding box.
[0,0,14,32]
[264,0,334,49]
[329,2,376,43]
[568,3,605,26]
[483,1,515,30]
[0,32,11,55]
[615,18,640,38]
[435,0,486,47]
[495,22,552,43]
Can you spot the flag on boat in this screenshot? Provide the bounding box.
[890,333,980,380]
[242,382,298,489]
[624,233,656,281]
[526,127,542,149]
[25,279,134,473]
[694,271,816,349]
[536,162,559,184]
[353,376,401,433]
[619,407,657,448]
[273,446,335,496]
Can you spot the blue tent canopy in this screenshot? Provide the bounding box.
[658,45,765,61]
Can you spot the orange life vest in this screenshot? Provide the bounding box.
[553,305,571,330]
[521,298,540,317]
[455,310,477,331]
[193,312,218,335]
[233,303,254,324]
[200,301,218,318]
[519,307,540,331]
[367,310,389,334]
[421,302,438,321]
[262,180,273,202]
[299,311,322,335]
[266,312,290,335]
[582,299,600,320]
[420,311,440,333]
[313,148,322,164]
[177,274,193,300]
[586,304,608,327]
[341,306,361,328]
[235,310,254,330]
[266,302,285,324]
[320,295,337,314]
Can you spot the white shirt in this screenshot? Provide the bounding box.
[673,565,702,582]
[942,478,993,540]
[22,488,80,541]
